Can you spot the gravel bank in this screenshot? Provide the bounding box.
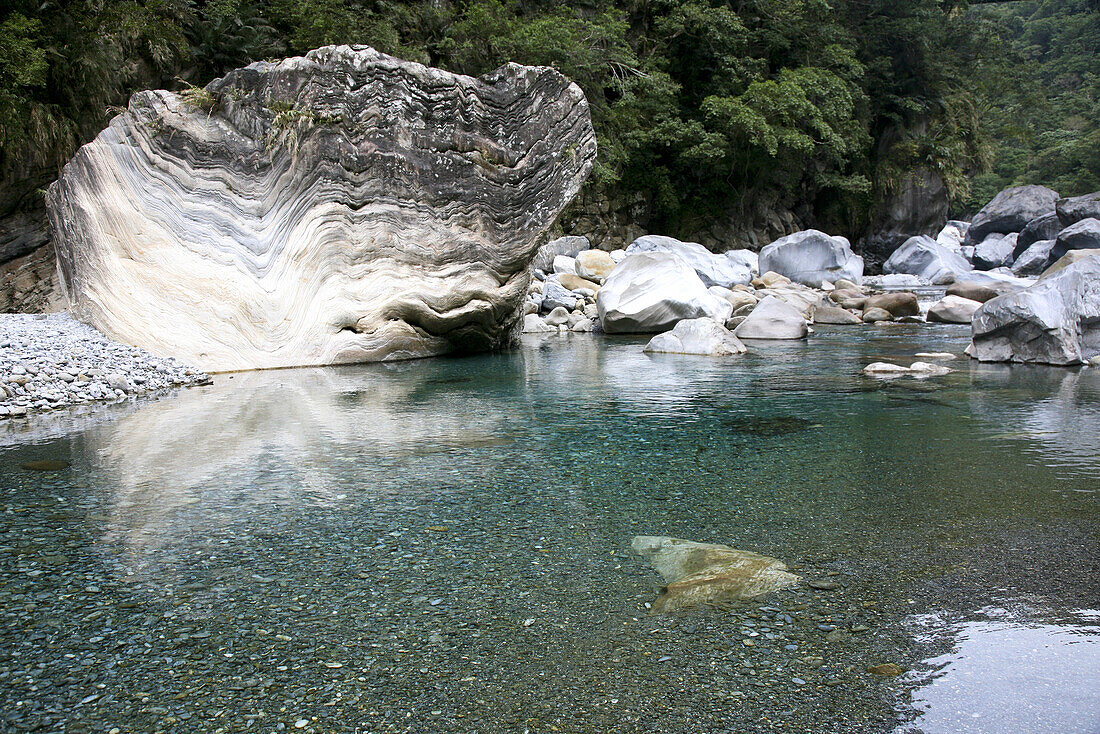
[0,313,209,418]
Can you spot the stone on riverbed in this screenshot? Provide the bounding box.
[862,361,952,377]
[46,45,596,371]
[625,235,753,288]
[946,281,999,303]
[575,250,617,282]
[968,256,1100,365]
[597,252,733,333]
[813,305,862,325]
[864,292,920,318]
[758,230,863,287]
[883,235,972,284]
[733,296,808,340]
[643,318,747,357]
[927,295,983,324]
[632,536,799,613]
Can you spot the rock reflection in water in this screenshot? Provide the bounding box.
[899,606,1100,734]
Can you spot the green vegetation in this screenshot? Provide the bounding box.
[1,0,1096,240]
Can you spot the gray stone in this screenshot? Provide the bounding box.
[1055,191,1100,227]
[927,295,982,324]
[883,235,971,284]
[813,305,861,325]
[968,185,1059,243]
[758,230,863,287]
[596,252,733,333]
[543,306,571,327]
[1015,213,1062,257]
[643,317,747,356]
[1049,218,1100,263]
[733,296,808,339]
[552,255,578,276]
[521,314,553,333]
[1011,239,1056,277]
[533,236,590,272]
[973,233,1017,271]
[540,280,578,313]
[861,307,893,323]
[969,257,1100,365]
[625,235,753,288]
[936,220,970,250]
[45,45,596,371]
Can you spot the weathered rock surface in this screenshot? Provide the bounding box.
[1041,250,1100,278]
[533,236,590,273]
[813,305,862,325]
[1011,239,1056,277]
[1056,191,1100,227]
[625,235,753,288]
[927,295,982,324]
[946,281,999,303]
[733,295,808,339]
[973,233,1018,271]
[882,235,971,284]
[575,249,616,282]
[1049,218,1100,263]
[46,46,596,371]
[864,292,920,318]
[967,185,1059,243]
[632,536,799,613]
[643,318,747,356]
[1015,212,1062,257]
[596,252,732,333]
[969,257,1100,365]
[936,220,969,250]
[758,230,863,287]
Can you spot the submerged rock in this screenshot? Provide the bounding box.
[969,257,1100,365]
[758,230,864,287]
[597,252,733,333]
[632,536,799,613]
[643,317,747,356]
[46,45,596,371]
[862,361,952,377]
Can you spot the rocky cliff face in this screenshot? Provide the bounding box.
[46,46,595,371]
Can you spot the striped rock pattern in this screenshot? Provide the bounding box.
[46,46,595,371]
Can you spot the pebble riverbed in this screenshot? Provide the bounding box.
[0,313,209,418]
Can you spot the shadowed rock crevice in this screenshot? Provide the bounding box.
[46,45,595,371]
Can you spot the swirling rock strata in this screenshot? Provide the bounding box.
[45,46,595,371]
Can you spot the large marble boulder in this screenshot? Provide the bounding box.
[643,317,747,356]
[1015,212,1062,258]
[1049,218,1100,263]
[927,295,982,324]
[733,295,808,339]
[883,235,971,284]
[1056,191,1100,227]
[1011,239,1056,277]
[625,235,753,288]
[969,257,1100,365]
[596,252,733,333]
[45,46,596,371]
[973,233,1018,271]
[632,536,799,613]
[967,185,1059,243]
[758,229,863,287]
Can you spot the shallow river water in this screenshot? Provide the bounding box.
[1,324,1097,733]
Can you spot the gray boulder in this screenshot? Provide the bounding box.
[1011,239,1056,277]
[973,233,1017,271]
[1056,191,1100,227]
[540,280,578,312]
[968,185,1059,243]
[946,281,1000,303]
[883,235,972,284]
[1049,218,1100,262]
[643,317,747,356]
[969,257,1100,365]
[758,229,863,287]
[596,252,733,333]
[1015,212,1062,257]
[733,295,808,340]
[533,236,590,273]
[953,269,1035,291]
[626,235,753,287]
[927,295,982,324]
[936,220,970,250]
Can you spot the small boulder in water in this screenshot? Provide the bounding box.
[632,536,799,613]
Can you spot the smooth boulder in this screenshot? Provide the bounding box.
[936,220,969,250]
[575,249,617,282]
[632,536,799,613]
[864,292,920,318]
[758,230,863,287]
[1049,218,1100,263]
[969,257,1100,365]
[596,252,733,333]
[1011,239,1056,277]
[1056,191,1100,227]
[626,235,752,288]
[733,295,808,339]
[927,295,982,324]
[883,235,971,284]
[946,281,999,303]
[973,233,1017,271]
[968,185,1059,243]
[813,305,862,325]
[643,317,747,356]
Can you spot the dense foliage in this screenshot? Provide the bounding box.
[965,0,1100,210]
[0,0,1094,241]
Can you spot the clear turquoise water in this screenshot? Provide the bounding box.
[1,325,1097,733]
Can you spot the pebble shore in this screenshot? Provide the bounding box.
[0,313,210,418]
